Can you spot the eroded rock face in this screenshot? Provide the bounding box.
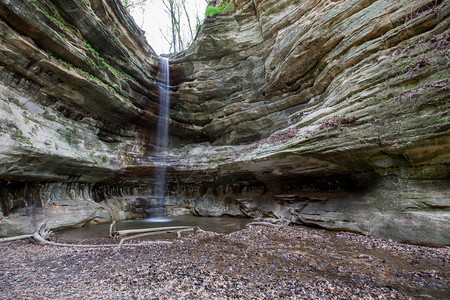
[0,0,449,244]
[0,0,167,232]
[0,181,162,236]
[168,0,450,244]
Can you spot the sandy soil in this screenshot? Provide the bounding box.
[0,225,448,299]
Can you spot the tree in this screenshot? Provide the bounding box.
[122,0,209,53]
[121,0,148,12]
[161,0,184,53]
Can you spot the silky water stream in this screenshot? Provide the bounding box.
[151,56,170,218]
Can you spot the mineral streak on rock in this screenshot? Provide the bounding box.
[0,0,449,244]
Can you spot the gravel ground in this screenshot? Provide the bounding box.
[0,225,448,299]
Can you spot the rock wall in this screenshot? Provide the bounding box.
[0,180,165,236]
[167,0,450,245]
[0,0,449,244]
[0,0,167,233]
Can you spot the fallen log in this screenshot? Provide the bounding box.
[0,221,52,244]
[32,231,118,248]
[247,222,282,228]
[33,232,171,248]
[117,227,199,249]
[116,226,193,237]
[31,220,121,248]
[167,227,197,237]
[0,234,33,243]
[0,220,172,249]
[117,232,164,250]
[196,227,214,234]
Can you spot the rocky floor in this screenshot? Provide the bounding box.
[0,225,449,299]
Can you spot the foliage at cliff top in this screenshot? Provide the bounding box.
[205,1,234,17]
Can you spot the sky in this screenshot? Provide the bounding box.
[129,0,208,54]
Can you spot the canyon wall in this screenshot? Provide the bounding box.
[166,0,450,245]
[0,0,167,235]
[0,0,449,244]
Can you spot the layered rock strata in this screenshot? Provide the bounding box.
[168,0,450,244]
[0,0,449,244]
[0,0,164,234]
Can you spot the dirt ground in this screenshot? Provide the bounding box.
[0,225,448,299]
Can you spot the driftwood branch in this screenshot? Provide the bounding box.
[109,220,118,239]
[247,218,291,229]
[118,232,164,250]
[116,227,198,249]
[0,221,51,244]
[0,220,172,249]
[1,220,215,249]
[0,234,33,243]
[31,221,121,248]
[167,227,197,237]
[247,222,281,228]
[196,227,215,234]
[116,226,193,237]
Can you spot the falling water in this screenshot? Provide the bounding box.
[152,56,170,216]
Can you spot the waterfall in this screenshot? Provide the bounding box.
[156,56,170,158]
[152,56,170,216]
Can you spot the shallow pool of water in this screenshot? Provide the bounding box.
[56,215,251,242]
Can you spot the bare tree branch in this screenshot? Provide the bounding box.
[182,0,194,41]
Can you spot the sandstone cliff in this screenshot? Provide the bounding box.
[0,0,449,244]
[167,0,450,245]
[0,0,165,234]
